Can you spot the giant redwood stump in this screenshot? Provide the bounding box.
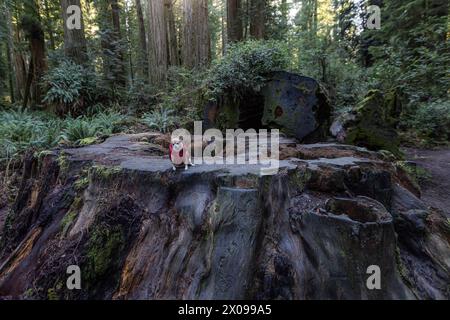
[0,134,449,299]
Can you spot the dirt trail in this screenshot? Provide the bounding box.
[404,147,450,216]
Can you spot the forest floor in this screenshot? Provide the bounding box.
[404,147,450,217]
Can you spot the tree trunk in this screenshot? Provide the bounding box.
[135,0,149,80]
[13,23,26,102]
[281,0,288,27]
[221,0,227,54]
[43,0,56,50]
[30,30,48,107]
[110,0,126,87]
[165,0,179,66]
[23,58,34,109]
[5,8,16,103]
[249,0,265,39]
[125,2,134,84]
[312,0,318,37]
[147,0,168,86]
[60,0,87,65]
[5,43,15,103]
[227,0,243,42]
[182,0,211,69]
[21,13,48,108]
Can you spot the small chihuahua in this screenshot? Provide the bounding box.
[169,137,195,171]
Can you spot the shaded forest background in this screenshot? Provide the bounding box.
[0,0,448,162]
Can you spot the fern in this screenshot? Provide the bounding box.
[141,106,178,133]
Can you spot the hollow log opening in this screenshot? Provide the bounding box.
[238,92,265,130]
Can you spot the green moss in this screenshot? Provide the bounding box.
[47,288,59,300]
[443,218,450,235]
[296,82,312,95]
[0,210,14,251]
[60,197,83,235]
[289,169,312,193]
[57,152,69,174]
[86,226,124,280]
[91,165,122,180]
[395,246,410,284]
[24,288,34,299]
[78,136,98,146]
[47,282,63,301]
[37,150,53,159]
[396,161,431,188]
[74,177,89,191]
[345,89,403,157]
[60,210,78,235]
[345,126,402,157]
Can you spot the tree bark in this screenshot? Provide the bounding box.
[165,0,179,66]
[60,0,87,65]
[23,58,34,109]
[182,0,211,69]
[147,0,168,86]
[5,43,15,103]
[249,0,265,39]
[43,0,56,50]
[21,14,48,107]
[5,8,16,102]
[13,23,26,102]
[30,30,48,107]
[110,0,126,87]
[312,0,318,36]
[221,0,227,54]
[135,0,149,80]
[227,0,243,42]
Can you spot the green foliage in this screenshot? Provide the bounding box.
[141,106,178,133]
[127,67,204,130]
[90,111,129,135]
[412,99,450,143]
[207,40,289,99]
[292,35,369,112]
[43,60,99,115]
[61,111,128,143]
[0,0,447,147]
[0,109,61,161]
[0,109,130,163]
[329,55,368,112]
[363,0,449,140]
[265,0,290,40]
[61,118,98,142]
[126,80,157,114]
[367,43,449,109]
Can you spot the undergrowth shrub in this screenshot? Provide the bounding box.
[43,60,99,115]
[126,80,157,114]
[61,118,98,143]
[0,109,60,161]
[62,111,129,142]
[206,40,289,99]
[0,109,130,163]
[141,106,178,133]
[412,99,450,143]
